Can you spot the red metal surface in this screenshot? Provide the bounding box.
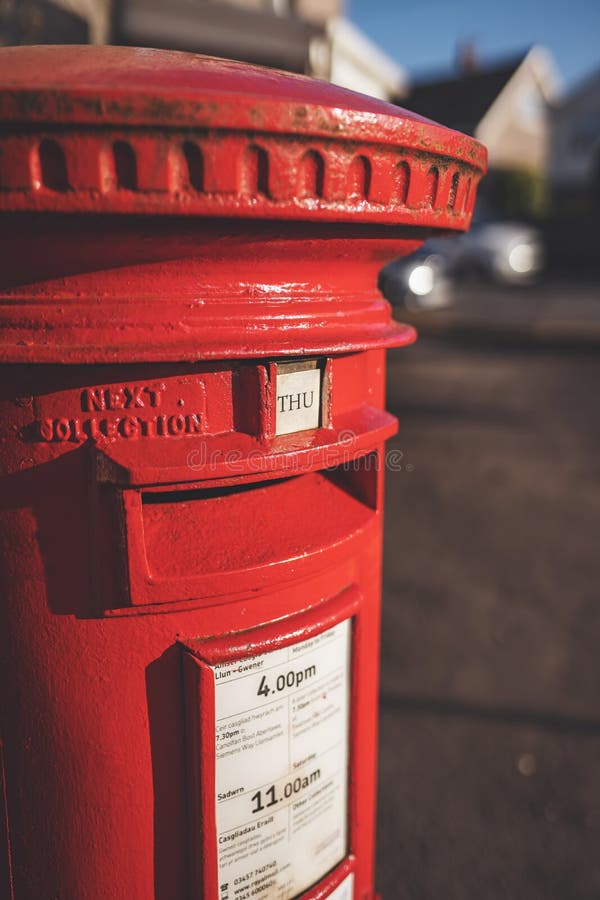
[0,46,485,900]
[0,219,420,363]
[0,46,485,224]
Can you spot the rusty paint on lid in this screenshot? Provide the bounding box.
[0,45,486,226]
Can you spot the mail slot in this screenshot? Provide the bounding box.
[0,45,485,900]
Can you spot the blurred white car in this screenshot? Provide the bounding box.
[379,217,544,310]
[455,220,544,283]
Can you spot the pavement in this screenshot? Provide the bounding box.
[376,334,600,899]
[393,276,600,346]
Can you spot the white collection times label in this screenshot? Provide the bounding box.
[212,619,352,900]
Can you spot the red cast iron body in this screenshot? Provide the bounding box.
[0,46,485,900]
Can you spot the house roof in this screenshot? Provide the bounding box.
[401,51,528,134]
[556,64,600,111]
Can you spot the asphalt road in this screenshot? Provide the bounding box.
[377,336,600,899]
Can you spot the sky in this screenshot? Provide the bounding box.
[348,0,600,92]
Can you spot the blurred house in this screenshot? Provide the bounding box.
[116,0,329,74]
[0,0,112,45]
[0,0,406,101]
[549,66,600,216]
[325,17,406,101]
[399,46,561,178]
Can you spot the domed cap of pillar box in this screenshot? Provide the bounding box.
[0,45,486,226]
[0,46,486,363]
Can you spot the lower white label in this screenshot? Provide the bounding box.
[213,619,351,900]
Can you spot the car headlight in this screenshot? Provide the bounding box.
[407,263,435,296]
[508,242,538,274]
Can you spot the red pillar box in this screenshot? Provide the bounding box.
[0,46,486,900]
